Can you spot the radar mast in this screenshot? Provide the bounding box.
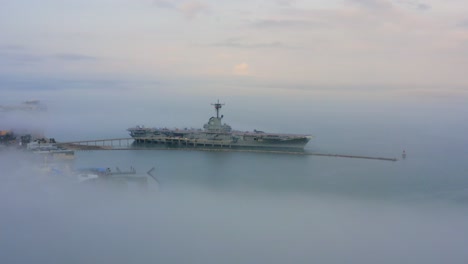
[211,100,225,118]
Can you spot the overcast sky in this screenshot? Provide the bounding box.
[1,0,468,93]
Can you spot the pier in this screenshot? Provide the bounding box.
[58,138,134,149]
[58,137,397,162]
[58,137,237,148]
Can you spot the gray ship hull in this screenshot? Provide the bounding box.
[128,101,312,149]
[129,129,311,149]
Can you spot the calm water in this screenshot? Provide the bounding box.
[1,91,468,264]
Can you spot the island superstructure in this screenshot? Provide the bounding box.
[128,101,312,149]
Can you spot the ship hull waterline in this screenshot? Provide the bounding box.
[130,134,311,150]
[127,101,312,150]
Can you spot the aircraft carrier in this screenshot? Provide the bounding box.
[128,101,312,149]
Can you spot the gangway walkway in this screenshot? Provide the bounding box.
[57,138,134,149]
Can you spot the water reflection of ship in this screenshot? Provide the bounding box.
[128,101,312,149]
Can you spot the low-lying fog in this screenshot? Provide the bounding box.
[1,82,468,263]
[1,151,468,264]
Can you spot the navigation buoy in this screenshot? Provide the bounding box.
[402,150,406,159]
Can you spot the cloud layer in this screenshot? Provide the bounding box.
[0,0,467,88]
